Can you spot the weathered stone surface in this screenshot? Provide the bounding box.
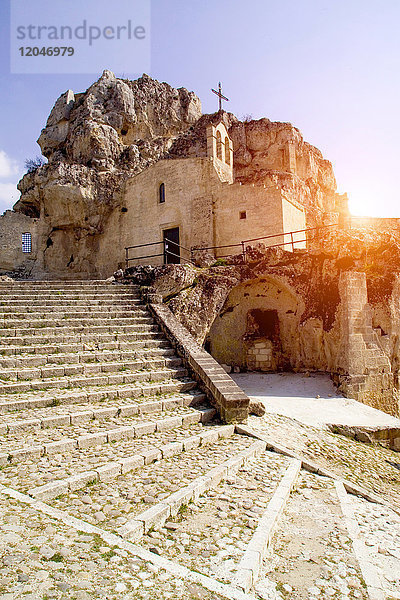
[249,400,266,417]
[12,71,201,278]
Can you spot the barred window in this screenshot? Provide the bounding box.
[22,232,32,253]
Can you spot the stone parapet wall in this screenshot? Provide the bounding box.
[149,302,250,423]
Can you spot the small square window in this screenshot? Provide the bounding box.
[239,211,247,220]
[22,232,32,253]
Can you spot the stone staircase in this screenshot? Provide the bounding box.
[0,281,399,600]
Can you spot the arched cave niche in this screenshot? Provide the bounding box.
[208,276,303,372]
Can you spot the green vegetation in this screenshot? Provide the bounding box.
[211,258,227,267]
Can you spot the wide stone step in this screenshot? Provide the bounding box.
[0,321,159,335]
[0,406,215,462]
[0,289,141,303]
[0,355,182,382]
[0,418,222,494]
[140,449,290,584]
[0,330,166,347]
[0,390,206,429]
[46,433,258,534]
[0,378,197,413]
[0,310,152,320]
[0,365,189,393]
[0,280,133,285]
[0,300,146,309]
[0,282,139,289]
[0,346,176,369]
[0,338,170,356]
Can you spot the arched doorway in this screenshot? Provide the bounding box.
[207,276,303,372]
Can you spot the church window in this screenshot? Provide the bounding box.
[224,136,230,165]
[239,211,247,220]
[216,131,222,160]
[159,183,165,203]
[280,149,285,169]
[22,232,32,253]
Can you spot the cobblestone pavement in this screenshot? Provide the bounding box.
[0,496,227,600]
[248,413,400,512]
[0,282,399,599]
[257,471,368,600]
[351,496,400,598]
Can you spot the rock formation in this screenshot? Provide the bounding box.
[13,71,201,276]
[9,70,347,278]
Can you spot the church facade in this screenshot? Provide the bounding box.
[100,121,307,270]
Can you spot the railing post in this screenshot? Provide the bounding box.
[241,241,246,263]
[125,247,128,270]
[290,231,294,252]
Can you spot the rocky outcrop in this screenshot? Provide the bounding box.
[229,119,343,226]
[169,114,347,227]
[35,70,201,171]
[13,71,202,277]
[11,70,347,277]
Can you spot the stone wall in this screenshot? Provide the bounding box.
[0,211,39,275]
[334,272,398,415]
[213,183,306,256]
[208,277,304,370]
[149,302,249,423]
[97,158,215,274]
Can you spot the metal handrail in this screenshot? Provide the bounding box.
[125,241,163,250]
[124,223,338,267]
[243,222,337,245]
[125,237,194,268]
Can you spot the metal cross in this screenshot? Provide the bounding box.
[211,82,229,112]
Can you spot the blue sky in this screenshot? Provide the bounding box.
[1,0,399,216]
